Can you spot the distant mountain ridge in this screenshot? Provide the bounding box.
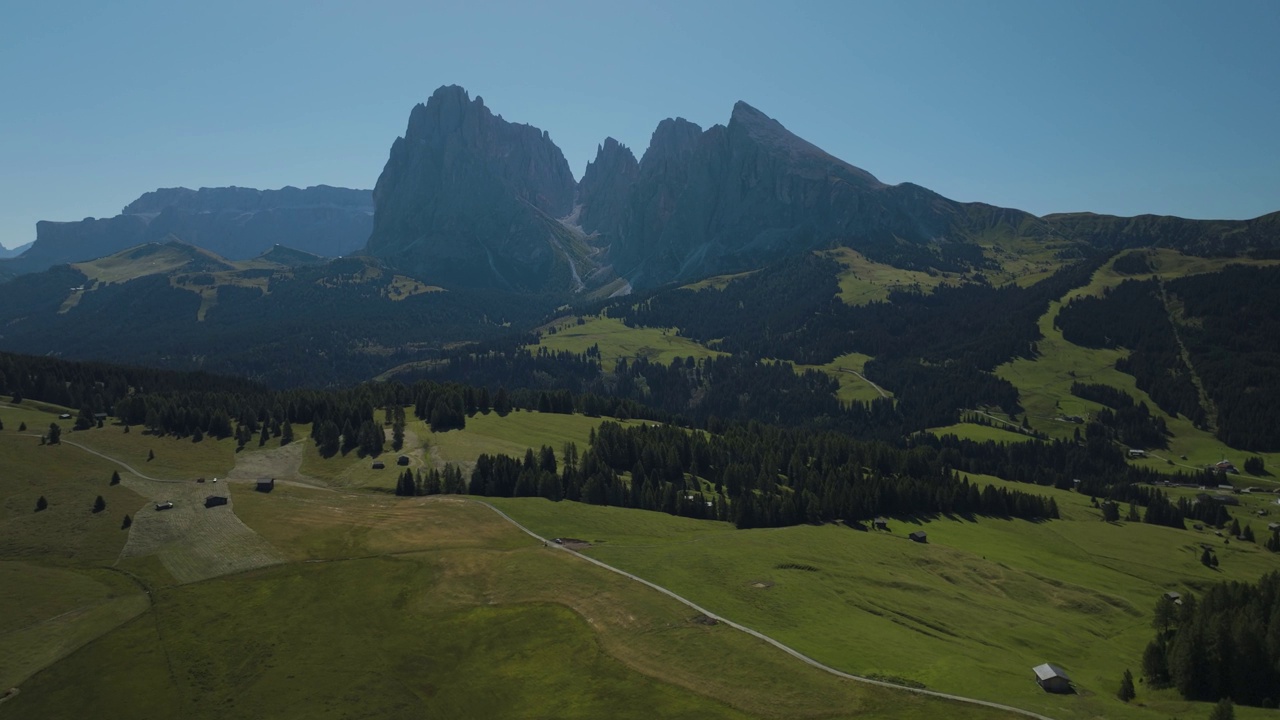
[0,241,32,259]
[1,184,373,277]
[365,86,1278,293]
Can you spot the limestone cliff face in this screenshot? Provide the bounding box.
[364,85,579,291]
[577,137,638,236]
[4,185,372,276]
[608,102,1013,285]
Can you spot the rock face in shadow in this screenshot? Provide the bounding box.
[577,137,638,236]
[364,85,579,292]
[3,186,373,276]
[603,102,1038,286]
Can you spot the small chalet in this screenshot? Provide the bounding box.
[371,461,385,470]
[204,495,228,508]
[397,455,410,466]
[909,530,927,543]
[873,517,889,530]
[1215,460,1237,473]
[1163,591,1183,605]
[255,478,275,493]
[1128,449,1146,458]
[1032,663,1072,694]
[94,412,108,421]
[1268,522,1280,532]
[155,501,174,511]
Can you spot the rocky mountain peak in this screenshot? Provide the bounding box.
[364,85,580,291]
[578,138,639,234]
[727,101,883,188]
[639,118,704,171]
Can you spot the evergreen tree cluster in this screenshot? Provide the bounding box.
[393,464,467,496]
[466,421,1062,529]
[1057,280,1206,426]
[1142,573,1280,708]
[1168,265,1280,451]
[1071,382,1170,450]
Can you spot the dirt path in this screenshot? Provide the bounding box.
[472,500,1058,720]
[45,437,184,483]
[838,368,889,399]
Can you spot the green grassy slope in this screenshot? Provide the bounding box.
[0,403,153,689]
[490,491,1280,720]
[995,251,1280,483]
[533,315,723,371]
[3,400,1024,720]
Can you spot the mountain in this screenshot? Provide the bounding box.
[1042,210,1280,257]
[0,241,32,259]
[0,240,554,387]
[590,102,1051,286]
[364,85,582,292]
[577,137,639,236]
[0,185,373,277]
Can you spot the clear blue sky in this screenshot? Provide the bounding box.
[2,0,1278,249]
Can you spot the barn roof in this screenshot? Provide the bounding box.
[1032,663,1069,682]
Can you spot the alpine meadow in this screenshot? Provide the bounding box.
[3,6,1280,718]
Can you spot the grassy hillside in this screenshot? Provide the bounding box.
[490,490,1280,720]
[995,251,1280,482]
[0,400,154,689]
[533,315,723,371]
[825,247,959,305]
[5,389,1277,719]
[1,402,1028,719]
[927,422,1039,444]
[795,351,892,403]
[292,410,650,491]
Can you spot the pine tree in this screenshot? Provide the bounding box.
[494,387,512,416]
[110,470,121,486]
[35,495,48,512]
[392,419,405,451]
[281,421,294,446]
[147,449,155,461]
[92,495,106,513]
[47,422,62,444]
[1209,698,1235,720]
[1142,639,1169,688]
[1117,668,1135,702]
[19,421,26,432]
[75,404,95,431]
[121,514,132,529]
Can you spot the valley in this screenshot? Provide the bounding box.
[4,392,1278,719]
[2,74,1279,720]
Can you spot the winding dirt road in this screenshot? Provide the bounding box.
[473,500,1058,720]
